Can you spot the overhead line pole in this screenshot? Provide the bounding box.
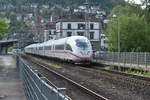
[85,0,89,39]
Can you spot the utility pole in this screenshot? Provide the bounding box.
[112,14,120,52]
[99,13,103,51]
[118,18,120,53]
[59,8,63,39]
[84,0,89,39]
[34,5,41,42]
[60,17,63,39]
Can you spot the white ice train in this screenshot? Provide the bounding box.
[24,36,93,63]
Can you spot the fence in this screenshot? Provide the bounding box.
[93,52,150,68]
[16,55,71,100]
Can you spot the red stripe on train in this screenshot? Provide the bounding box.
[49,51,91,60]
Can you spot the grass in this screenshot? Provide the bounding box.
[103,65,150,77]
[124,69,150,77]
[103,66,110,70]
[31,56,62,69]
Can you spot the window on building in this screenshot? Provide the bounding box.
[49,36,53,39]
[67,23,71,29]
[104,40,108,44]
[67,32,72,37]
[54,31,56,35]
[77,32,84,36]
[78,24,85,29]
[49,31,52,35]
[90,24,94,29]
[90,32,94,39]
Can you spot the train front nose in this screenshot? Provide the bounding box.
[80,51,91,56]
[74,51,92,63]
[74,38,92,60]
[79,50,92,60]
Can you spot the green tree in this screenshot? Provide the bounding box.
[0,0,125,13]
[41,8,51,19]
[105,3,150,52]
[106,14,150,52]
[143,0,150,23]
[8,14,33,48]
[0,19,9,39]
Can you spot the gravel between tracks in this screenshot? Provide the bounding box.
[22,55,95,100]
[22,54,150,100]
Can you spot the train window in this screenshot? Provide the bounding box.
[45,46,51,50]
[39,47,43,50]
[66,44,72,51]
[44,46,47,50]
[55,45,64,50]
[75,39,88,48]
[36,47,38,50]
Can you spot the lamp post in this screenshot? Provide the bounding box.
[99,13,104,51]
[112,14,120,52]
[98,11,107,51]
[112,14,121,66]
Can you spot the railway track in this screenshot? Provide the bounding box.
[21,54,150,100]
[30,59,109,100]
[77,66,150,86]
[25,53,150,87]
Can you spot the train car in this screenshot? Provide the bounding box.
[25,36,93,63]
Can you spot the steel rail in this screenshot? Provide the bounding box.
[32,61,109,100]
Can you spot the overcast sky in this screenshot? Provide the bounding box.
[125,0,142,4]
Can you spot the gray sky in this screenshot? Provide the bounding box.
[125,0,142,4]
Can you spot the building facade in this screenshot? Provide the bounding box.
[44,29,56,41]
[56,19,101,50]
[43,11,107,51]
[100,34,108,51]
[43,22,56,41]
[56,21,100,39]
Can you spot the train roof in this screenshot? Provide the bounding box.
[25,36,89,48]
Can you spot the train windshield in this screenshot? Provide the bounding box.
[75,39,89,49]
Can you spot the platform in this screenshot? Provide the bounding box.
[0,55,26,100]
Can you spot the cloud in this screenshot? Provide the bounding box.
[125,0,142,4]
